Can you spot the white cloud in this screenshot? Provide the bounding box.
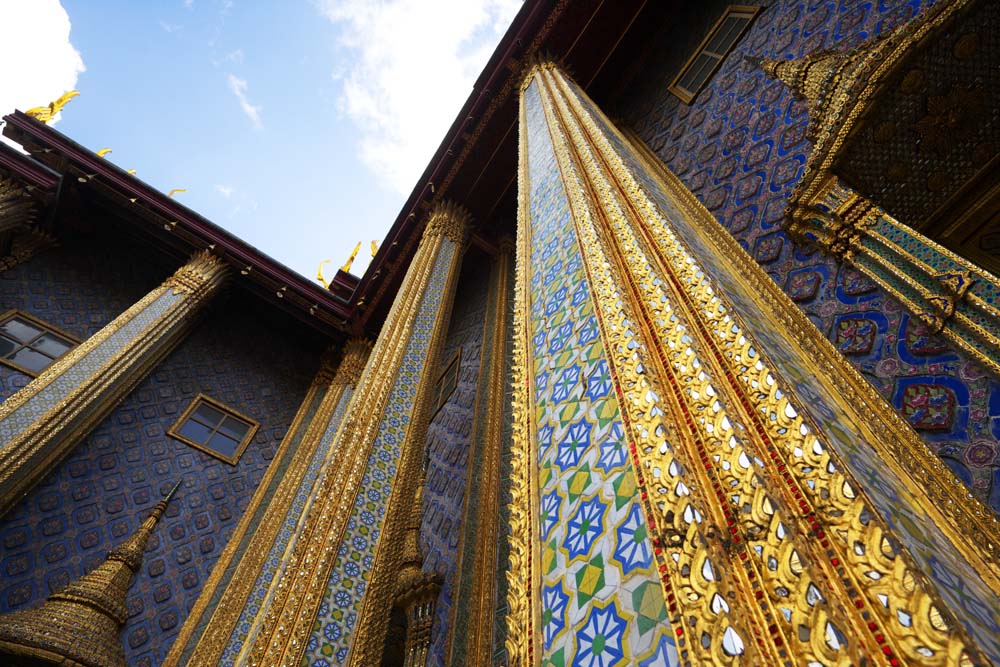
[227,74,263,128]
[159,21,182,33]
[215,184,234,198]
[0,0,84,145]
[184,0,194,7]
[315,0,521,194]
[225,48,244,64]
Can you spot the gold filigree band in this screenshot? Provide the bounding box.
[509,61,998,666]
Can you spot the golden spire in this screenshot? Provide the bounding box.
[0,481,181,667]
[316,259,332,288]
[25,91,80,124]
[341,241,362,273]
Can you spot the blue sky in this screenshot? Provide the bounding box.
[0,0,520,280]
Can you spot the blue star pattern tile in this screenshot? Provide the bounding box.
[524,80,679,666]
[305,241,457,665]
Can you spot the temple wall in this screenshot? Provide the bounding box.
[0,288,324,667]
[419,258,489,667]
[615,0,1000,510]
[0,231,172,401]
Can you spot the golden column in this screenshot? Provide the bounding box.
[164,338,371,667]
[507,61,1000,666]
[0,250,228,516]
[240,202,469,667]
[394,484,443,667]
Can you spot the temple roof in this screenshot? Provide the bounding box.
[1,0,673,339]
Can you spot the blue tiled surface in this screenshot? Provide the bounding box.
[0,289,324,667]
[420,260,489,667]
[618,0,1000,508]
[0,233,171,401]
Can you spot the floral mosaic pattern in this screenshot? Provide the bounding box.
[420,263,489,667]
[303,242,457,665]
[619,0,1000,507]
[524,81,678,667]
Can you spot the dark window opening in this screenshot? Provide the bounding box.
[669,5,762,104]
[0,310,79,376]
[168,394,259,464]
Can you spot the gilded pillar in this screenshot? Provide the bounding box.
[240,202,469,666]
[448,237,514,666]
[509,61,1000,666]
[0,250,228,516]
[163,338,371,667]
[395,485,443,667]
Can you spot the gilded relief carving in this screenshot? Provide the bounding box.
[757,0,1000,378]
[509,61,1000,666]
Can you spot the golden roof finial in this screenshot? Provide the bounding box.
[317,259,332,288]
[97,148,112,158]
[167,188,186,198]
[341,241,362,273]
[0,481,181,667]
[370,240,379,257]
[25,91,80,124]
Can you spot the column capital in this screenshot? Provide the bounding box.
[519,57,563,92]
[165,250,229,297]
[422,200,471,245]
[497,235,515,257]
[332,338,372,387]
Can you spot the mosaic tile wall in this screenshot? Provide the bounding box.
[305,240,457,665]
[524,80,678,667]
[615,0,1000,510]
[0,288,324,667]
[0,231,172,401]
[420,259,489,667]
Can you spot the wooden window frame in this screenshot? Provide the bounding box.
[669,5,762,104]
[0,309,81,377]
[167,393,260,465]
[431,348,462,418]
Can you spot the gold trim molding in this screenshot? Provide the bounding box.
[512,61,999,666]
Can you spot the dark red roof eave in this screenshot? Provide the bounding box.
[350,0,548,308]
[2,111,358,332]
[0,140,61,191]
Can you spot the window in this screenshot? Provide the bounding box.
[669,5,762,104]
[431,349,461,417]
[0,310,79,376]
[168,394,259,464]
